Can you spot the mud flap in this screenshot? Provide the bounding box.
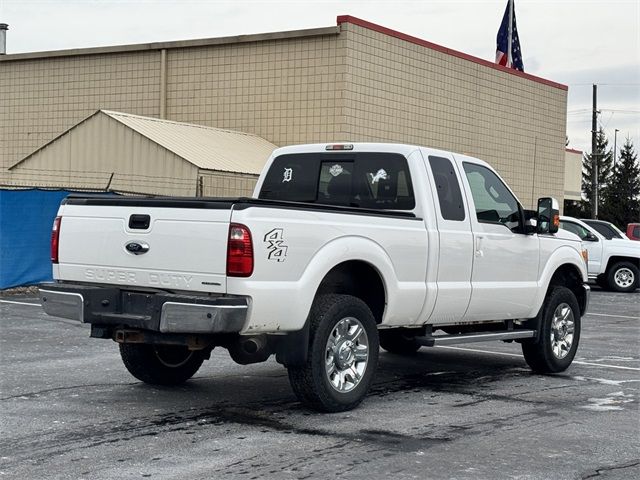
[519,312,543,344]
[275,322,310,367]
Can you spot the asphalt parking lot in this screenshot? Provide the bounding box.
[0,288,638,480]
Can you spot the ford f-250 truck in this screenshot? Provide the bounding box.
[40,143,590,412]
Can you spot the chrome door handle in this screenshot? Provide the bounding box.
[475,235,484,257]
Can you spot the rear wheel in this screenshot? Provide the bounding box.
[379,329,421,355]
[606,261,639,293]
[119,343,206,385]
[287,294,379,412]
[522,286,581,373]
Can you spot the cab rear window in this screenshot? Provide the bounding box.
[259,153,415,210]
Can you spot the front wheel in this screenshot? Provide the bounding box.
[287,294,379,412]
[522,286,581,373]
[606,261,639,293]
[119,343,206,385]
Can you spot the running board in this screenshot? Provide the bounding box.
[414,329,536,347]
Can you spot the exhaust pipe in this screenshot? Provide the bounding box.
[241,336,267,354]
[228,335,271,364]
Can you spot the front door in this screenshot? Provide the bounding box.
[559,219,602,276]
[458,159,540,321]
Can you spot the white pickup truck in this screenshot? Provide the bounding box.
[559,216,640,292]
[40,143,590,412]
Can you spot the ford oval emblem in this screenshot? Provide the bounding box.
[125,241,150,255]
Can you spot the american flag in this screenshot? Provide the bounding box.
[496,0,524,72]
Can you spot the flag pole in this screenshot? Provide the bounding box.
[507,0,514,67]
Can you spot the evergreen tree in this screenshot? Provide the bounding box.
[600,138,640,227]
[581,128,613,217]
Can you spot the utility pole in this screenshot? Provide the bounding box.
[614,128,619,166]
[591,84,598,219]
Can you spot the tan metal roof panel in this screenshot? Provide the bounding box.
[101,110,277,175]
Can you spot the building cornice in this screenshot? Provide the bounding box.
[0,26,340,62]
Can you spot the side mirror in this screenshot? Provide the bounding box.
[585,232,599,242]
[537,197,560,234]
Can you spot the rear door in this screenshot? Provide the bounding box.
[56,199,232,293]
[457,159,540,321]
[421,152,473,323]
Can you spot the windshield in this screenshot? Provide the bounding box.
[608,222,627,238]
[584,220,625,240]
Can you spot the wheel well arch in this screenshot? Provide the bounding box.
[605,256,640,273]
[315,260,386,324]
[548,263,587,316]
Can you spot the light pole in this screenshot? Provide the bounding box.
[614,129,619,166]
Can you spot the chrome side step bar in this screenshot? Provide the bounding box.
[414,329,536,347]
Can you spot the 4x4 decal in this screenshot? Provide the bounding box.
[264,228,288,262]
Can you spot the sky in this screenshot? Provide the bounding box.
[1,0,638,156]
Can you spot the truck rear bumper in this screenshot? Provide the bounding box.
[39,283,248,334]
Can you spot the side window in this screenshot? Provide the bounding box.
[594,223,622,239]
[463,162,520,230]
[559,221,590,240]
[634,226,640,238]
[428,156,465,221]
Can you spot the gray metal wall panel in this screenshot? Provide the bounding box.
[9,112,198,196]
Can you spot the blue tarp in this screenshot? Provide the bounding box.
[0,189,74,289]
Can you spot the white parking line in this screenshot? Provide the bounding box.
[435,345,640,372]
[0,299,40,306]
[587,312,639,320]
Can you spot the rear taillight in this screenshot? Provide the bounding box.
[51,216,61,263]
[227,223,253,277]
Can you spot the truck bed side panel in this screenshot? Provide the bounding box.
[228,206,428,333]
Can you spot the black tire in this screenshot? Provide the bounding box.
[522,286,581,373]
[379,329,421,355]
[119,343,205,385]
[287,294,379,412]
[606,261,639,293]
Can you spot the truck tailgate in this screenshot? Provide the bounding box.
[56,203,232,294]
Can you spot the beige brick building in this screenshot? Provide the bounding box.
[0,15,568,205]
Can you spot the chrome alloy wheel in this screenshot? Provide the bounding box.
[614,267,635,289]
[550,303,575,360]
[325,317,369,393]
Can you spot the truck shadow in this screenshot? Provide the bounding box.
[125,346,531,410]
